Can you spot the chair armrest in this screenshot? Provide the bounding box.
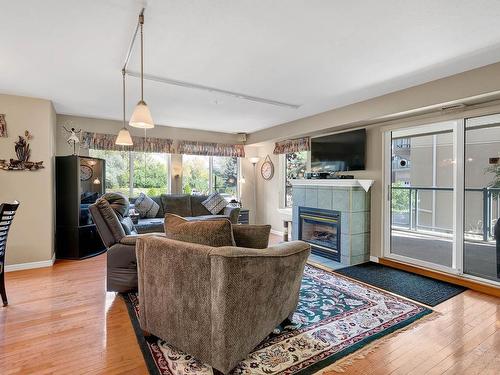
[208,241,310,372]
[135,236,214,364]
[119,232,165,245]
[231,224,271,248]
[222,206,240,224]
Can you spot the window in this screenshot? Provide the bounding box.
[285,151,307,207]
[132,152,169,196]
[212,156,238,201]
[89,149,170,197]
[182,155,210,195]
[182,155,239,199]
[88,149,130,195]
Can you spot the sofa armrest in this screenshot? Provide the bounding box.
[222,206,240,224]
[119,232,165,245]
[231,224,271,248]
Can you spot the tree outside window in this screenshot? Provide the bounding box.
[182,155,210,195]
[285,151,307,207]
[89,149,169,197]
[213,156,238,201]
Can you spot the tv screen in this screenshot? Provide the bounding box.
[311,129,366,172]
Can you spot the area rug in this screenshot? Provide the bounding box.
[123,264,432,375]
[335,262,466,306]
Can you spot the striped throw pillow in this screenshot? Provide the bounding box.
[135,193,159,218]
[202,192,228,215]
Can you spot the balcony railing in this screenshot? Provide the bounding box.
[391,186,500,241]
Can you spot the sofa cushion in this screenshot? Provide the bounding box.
[161,194,191,217]
[135,193,160,218]
[120,216,138,235]
[164,214,235,247]
[185,215,229,221]
[102,192,130,218]
[190,195,212,216]
[135,218,165,234]
[202,192,228,215]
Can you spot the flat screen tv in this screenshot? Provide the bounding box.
[311,129,366,172]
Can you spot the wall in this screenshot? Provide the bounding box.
[250,127,382,255]
[0,94,56,266]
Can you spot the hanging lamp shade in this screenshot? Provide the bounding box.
[129,100,154,129]
[116,127,133,145]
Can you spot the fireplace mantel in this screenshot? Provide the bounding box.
[290,179,374,192]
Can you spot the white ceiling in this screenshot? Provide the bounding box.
[3,1,500,134]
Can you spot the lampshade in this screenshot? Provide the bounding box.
[130,100,154,129]
[116,128,133,146]
[248,156,260,164]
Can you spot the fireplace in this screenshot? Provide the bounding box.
[298,206,341,261]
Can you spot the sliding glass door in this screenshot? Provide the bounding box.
[385,114,500,285]
[464,114,500,282]
[388,121,458,272]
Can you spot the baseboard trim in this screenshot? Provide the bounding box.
[379,257,500,298]
[270,229,284,237]
[369,256,379,263]
[5,253,55,272]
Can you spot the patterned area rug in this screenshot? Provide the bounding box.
[123,264,432,375]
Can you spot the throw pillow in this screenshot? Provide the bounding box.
[201,192,228,215]
[135,192,160,218]
[164,214,235,247]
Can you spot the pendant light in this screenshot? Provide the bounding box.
[129,13,154,129]
[116,69,134,146]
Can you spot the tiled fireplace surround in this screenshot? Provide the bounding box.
[291,180,372,266]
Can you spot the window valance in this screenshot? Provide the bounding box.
[178,140,245,157]
[82,132,174,154]
[273,137,310,154]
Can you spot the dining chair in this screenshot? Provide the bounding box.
[0,201,20,306]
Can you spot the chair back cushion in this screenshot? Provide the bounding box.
[102,192,130,218]
[164,214,235,247]
[93,198,126,244]
[161,195,191,217]
[134,192,160,218]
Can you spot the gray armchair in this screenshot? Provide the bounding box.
[136,234,310,374]
[89,196,162,292]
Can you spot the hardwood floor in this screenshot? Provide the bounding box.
[1,238,499,374]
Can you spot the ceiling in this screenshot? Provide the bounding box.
[3,1,500,134]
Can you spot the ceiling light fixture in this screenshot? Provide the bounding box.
[116,69,134,146]
[129,12,154,129]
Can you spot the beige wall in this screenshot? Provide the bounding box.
[0,94,56,266]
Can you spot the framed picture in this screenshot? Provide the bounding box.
[0,114,7,137]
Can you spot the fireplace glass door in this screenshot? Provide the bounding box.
[299,207,340,261]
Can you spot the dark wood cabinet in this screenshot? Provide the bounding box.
[55,155,106,259]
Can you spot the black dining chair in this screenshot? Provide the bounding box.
[0,201,20,306]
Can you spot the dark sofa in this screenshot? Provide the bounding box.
[131,194,240,233]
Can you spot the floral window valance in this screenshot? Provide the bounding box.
[273,137,310,154]
[82,132,174,154]
[178,140,245,157]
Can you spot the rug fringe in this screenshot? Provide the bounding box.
[319,311,440,374]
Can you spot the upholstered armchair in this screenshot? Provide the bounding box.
[89,195,162,292]
[136,233,310,374]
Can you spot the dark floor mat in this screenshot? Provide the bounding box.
[335,262,466,306]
